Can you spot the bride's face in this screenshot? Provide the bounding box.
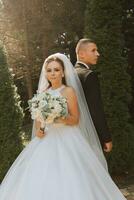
[45,61,64,84]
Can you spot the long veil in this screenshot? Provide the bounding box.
[32,53,108,171]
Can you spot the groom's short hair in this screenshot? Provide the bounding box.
[76,38,95,54]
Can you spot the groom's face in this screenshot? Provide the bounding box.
[79,43,100,65]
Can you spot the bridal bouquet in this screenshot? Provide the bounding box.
[28,92,68,128]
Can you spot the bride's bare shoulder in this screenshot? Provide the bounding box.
[62,86,76,97]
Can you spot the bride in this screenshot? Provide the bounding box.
[0,53,126,200]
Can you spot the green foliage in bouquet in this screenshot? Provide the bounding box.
[0,46,24,182]
[84,0,134,173]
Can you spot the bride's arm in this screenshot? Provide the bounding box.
[35,120,41,130]
[56,87,80,125]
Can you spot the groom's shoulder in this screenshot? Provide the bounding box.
[75,62,99,82]
[86,71,100,83]
[75,63,92,77]
[87,71,98,79]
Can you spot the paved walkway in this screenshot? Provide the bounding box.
[113,174,134,200]
[120,185,134,200]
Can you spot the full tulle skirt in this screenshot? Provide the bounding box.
[0,124,126,200]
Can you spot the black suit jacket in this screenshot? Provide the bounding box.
[75,62,112,146]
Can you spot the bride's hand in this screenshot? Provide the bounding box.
[36,129,46,138]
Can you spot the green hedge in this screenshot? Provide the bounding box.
[84,0,134,173]
[0,46,24,182]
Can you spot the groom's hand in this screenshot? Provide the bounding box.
[103,141,113,152]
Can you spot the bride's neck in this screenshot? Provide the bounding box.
[51,81,63,89]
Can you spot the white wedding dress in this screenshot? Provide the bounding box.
[0,86,126,200]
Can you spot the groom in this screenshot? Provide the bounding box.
[75,38,112,152]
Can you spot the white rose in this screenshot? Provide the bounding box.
[52,102,62,113]
[31,109,41,120]
[39,100,47,108]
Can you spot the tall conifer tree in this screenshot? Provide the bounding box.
[0,46,24,181]
[84,0,134,173]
